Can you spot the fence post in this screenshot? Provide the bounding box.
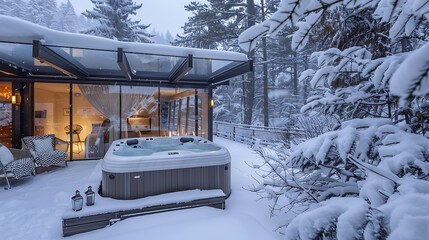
[233,126,236,141]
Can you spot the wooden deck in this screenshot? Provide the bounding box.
[63,195,226,237]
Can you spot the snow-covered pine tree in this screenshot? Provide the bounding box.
[82,0,152,43]
[52,0,78,33]
[7,0,27,19]
[174,0,247,49]
[26,0,58,28]
[0,0,11,15]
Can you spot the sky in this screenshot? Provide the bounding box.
[61,0,203,36]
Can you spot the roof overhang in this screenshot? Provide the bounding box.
[0,16,252,87]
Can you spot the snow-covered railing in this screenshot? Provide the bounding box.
[214,121,302,146]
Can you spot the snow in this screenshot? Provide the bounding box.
[379,193,429,240]
[390,41,429,105]
[284,197,369,240]
[0,15,247,62]
[291,11,322,51]
[68,207,272,240]
[268,89,290,99]
[238,19,270,52]
[0,137,280,240]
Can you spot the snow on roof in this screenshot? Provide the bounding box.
[0,15,248,61]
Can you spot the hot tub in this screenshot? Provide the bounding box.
[102,136,231,200]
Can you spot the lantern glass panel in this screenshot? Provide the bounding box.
[72,190,83,211]
[85,186,95,206]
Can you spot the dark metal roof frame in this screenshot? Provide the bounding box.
[0,59,28,77]
[0,40,252,87]
[169,54,193,83]
[0,75,211,89]
[117,48,133,81]
[32,40,89,79]
[209,60,253,86]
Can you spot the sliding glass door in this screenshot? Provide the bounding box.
[75,84,120,160]
[34,83,70,159]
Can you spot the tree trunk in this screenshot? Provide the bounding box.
[293,51,298,97]
[303,55,308,104]
[262,0,269,127]
[243,0,256,125]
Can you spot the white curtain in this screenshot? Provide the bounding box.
[120,86,157,137]
[78,85,156,140]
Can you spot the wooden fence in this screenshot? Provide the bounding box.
[213,121,303,146]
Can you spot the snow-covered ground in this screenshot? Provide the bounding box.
[0,137,282,240]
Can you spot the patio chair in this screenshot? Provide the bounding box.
[65,124,83,153]
[0,144,36,189]
[22,134,68,168]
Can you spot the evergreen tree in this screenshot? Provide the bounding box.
[8,0,27,19]
[82,0,152,43]
[53,0,78,32]
[26,0,58,28]
[175,0,263,125]
[164,31,173,44]
[0,0,12,16]
[174,0,247,49]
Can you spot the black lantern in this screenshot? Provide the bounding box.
[85,186,95,206]
[71,190,83,211]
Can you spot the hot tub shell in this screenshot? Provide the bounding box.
[102,136,231,200]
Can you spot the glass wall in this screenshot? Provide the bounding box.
[72,84,117,159]
[34,83,70,158]
[159,88,208,138]
[0,82,12,147]
[33,83,210,160]
[120,86,158,139]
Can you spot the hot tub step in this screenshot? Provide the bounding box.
[62,195,225,237]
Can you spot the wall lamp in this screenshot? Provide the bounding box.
[210,99,214,108]
[12,93,21,105]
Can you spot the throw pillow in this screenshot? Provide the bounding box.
[0,143,14,166]
[33,138,54,153]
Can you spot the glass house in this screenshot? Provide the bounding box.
[0,16,252,160]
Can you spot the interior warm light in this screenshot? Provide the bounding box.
[11,94,21,105]
[210,99,214,108]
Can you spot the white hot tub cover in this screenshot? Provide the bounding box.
[102,136,231,173]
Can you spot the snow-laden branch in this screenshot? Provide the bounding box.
[390,42,429,106]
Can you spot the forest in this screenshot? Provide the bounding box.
[1,0,429,239]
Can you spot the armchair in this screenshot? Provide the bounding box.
[22,134,67,168]
[0,144,35,189]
